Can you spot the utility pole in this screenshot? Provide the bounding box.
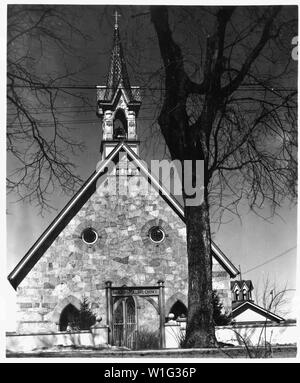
[239,265,243,281]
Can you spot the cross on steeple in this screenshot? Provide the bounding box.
[113,10,121,29]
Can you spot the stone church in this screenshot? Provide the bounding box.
[8,19,239,348]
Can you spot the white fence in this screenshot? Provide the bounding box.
[6,326,109,353]
[7,322,297,352]
[165,321,297,348]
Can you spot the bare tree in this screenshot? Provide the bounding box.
[7,5,92,211]
[255,276,293,317]
[149,6,297,347]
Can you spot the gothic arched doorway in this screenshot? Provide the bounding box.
[59,303,80,331]
[169,300,187,320]
[113,296,137,349]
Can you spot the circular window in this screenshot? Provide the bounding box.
[149,226,165,244]
[81,228,98,245]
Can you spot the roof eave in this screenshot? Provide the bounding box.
[232,301,285,322]
[8,141,239,289]
[8,142,124,290]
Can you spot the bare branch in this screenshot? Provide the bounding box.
[221,7,282,97]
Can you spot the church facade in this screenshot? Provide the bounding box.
[8,20,239,347]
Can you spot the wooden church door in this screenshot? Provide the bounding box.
[113,296,137,349]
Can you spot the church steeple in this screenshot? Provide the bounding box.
[97,13,141,159]
[104,15,132,102]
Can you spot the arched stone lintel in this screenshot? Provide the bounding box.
[142,296,159,314]
[113,295,159,314]
[165,292,187,314]
[52,295,81,324]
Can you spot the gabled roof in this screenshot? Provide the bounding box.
[231,280,254,292]
[232,301,284,323]
[8,141,239,290]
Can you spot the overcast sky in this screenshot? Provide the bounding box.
[4,3,298,330]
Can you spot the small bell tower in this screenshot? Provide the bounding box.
[97,11,142,159]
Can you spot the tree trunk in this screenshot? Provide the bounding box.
[183,190,215,348]
[150,5,215,348]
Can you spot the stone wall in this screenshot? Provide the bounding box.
[6,327,109,353]
[8,322,296,353]
[16,165,232,334]
[215,322,298,346]
[165,322,298,348]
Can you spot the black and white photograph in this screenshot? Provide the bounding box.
[3,0,299,362]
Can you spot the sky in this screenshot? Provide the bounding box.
[3,3,299,331]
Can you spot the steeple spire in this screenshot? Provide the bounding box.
[104,17,132,101]
[96,15,142,159]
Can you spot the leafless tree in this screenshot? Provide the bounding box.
[148,6,297,347]
[255,276,293,317]
[7,5,92,211]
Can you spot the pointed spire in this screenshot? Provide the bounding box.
[97,13,141,115]
[104,13,132,101]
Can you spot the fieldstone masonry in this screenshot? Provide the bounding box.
[16,160,232,334]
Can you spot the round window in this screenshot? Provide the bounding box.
[81,228,98,245]
[149,226,165,244]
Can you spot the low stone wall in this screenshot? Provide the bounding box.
[7,345,297,358]
[7,322,297,353]
[216,322,297,346]
[6,326,109,353]
[165,322,186,348]
[165,322,297,349]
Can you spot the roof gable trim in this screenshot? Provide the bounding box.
[8,142,124,285]
[232,301,284,322]
[8,141,239,288]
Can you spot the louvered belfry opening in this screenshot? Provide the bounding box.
[113,109,128,140]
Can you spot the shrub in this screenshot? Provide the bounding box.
[78,296,96,330]
[136,327,160,350]
[213,290,231,326]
